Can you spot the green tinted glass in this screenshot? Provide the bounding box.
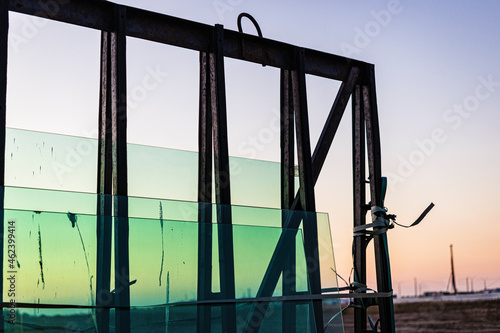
[2,128,343,332]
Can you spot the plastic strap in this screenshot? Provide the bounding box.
[324,304,353,330]
[353,206,393,237]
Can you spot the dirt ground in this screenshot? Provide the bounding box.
[337,299,500,332]
[6,299,500,332]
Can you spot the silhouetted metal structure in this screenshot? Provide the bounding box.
[0,0,396,332]
[450,244,458,295]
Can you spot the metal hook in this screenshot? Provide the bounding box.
[237,13,265,67]
[237,13,263,38]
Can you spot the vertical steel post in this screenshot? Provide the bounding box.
[280,69,296,332]
[246,65,359,333]
[211,24,237,333]
[0,1,8,330]
[292,48,323,333]
[110,5,130,332]
[197,51,213,333]
[352,84,367,332]
[96,30,113,333]
[363,65,395,333]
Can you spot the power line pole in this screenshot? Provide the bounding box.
[450,244,457,294]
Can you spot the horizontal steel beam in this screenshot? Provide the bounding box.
[0,290,393,309]
[7,0,371,83]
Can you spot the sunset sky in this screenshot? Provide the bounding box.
[5,0,500,297]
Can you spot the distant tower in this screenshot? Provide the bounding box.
[450,244,457,294]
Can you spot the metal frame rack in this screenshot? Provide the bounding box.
[0,0,395,332]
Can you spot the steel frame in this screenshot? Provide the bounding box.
[0,0,396,332]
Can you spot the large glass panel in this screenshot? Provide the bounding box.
[3,205,331,332]
[3,186,338,290]
[6,128,282,208]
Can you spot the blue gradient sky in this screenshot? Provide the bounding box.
[6,0,500,296]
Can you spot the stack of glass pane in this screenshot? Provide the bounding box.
[2,128,344,332]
